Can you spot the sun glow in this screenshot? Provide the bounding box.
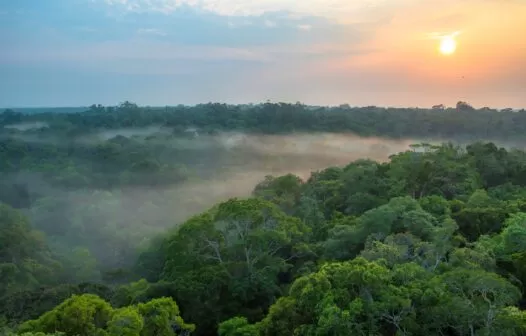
[439,35,457,55]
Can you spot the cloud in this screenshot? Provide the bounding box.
[96,0,526,31]
[297,24,312,31]
[1,39,376,69]
[96,0,416,23]
[1,42,272,65]
[2,1,361,49]
[105,0,142,11]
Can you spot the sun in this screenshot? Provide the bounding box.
[439,36,457,55]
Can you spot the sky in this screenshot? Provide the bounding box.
[0,0,525,108]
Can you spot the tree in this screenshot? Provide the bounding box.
[452,205,508,241]
[457,101,475,111]
[387,143,480,199]
[218,317,258,336]
[107,307,144,336]
[160,198,311,335]
[224,257,525,336]
[0,204,62,296]
[252,174,303,215]
[137,298,195,336]
[18,294,194,336]
[427,268,521,335]
[236,258,425,336]
[18,294,113,336]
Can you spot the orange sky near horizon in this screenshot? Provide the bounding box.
[277,0,526,108]
[376,2,523,99]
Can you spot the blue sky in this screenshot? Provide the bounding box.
[0,0,525,108]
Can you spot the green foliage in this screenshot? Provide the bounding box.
[17,294,193,336]
[4,103,526,141]
[10,332,65,336]
[226,258,524,336]
[137,298,195,336]
[18,294,113,336]
[0,283,114,328]
[252,174,303,215]
[107,306,144,336]
[0,204,62,297]
[452,205,509,241]
[4,104,526,336]
[155,198,312,335]
[388,143,481,199]
[419,195,451,220]
[218,317,259,336]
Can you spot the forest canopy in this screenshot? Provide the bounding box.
[2,103,526,335]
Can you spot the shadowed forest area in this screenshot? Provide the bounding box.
[3,103,526,335]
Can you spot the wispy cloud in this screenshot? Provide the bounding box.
[0,33,381,79]
[297,24,312,31]
[1,42,273,64]
[96,0,417,23]
[106,0,141,12]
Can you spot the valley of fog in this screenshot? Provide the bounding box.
[23,131,416,219]
[6,127,526,274]
[4,121,49,131]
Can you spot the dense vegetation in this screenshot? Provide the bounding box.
[2,101,526,139]
[2,104,526,335]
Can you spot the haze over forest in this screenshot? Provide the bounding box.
[1,102,526,267]
[3,102,526,335]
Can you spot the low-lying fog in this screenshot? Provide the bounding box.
[3,121,49,131]
[7,129,526,272]
[83,126,171,142]
[148,133,413,219]
[15,130,525,224]
[31,132,417,223]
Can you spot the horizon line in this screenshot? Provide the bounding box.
[2,102,524,111]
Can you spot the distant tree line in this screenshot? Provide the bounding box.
[2,101,526,139]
